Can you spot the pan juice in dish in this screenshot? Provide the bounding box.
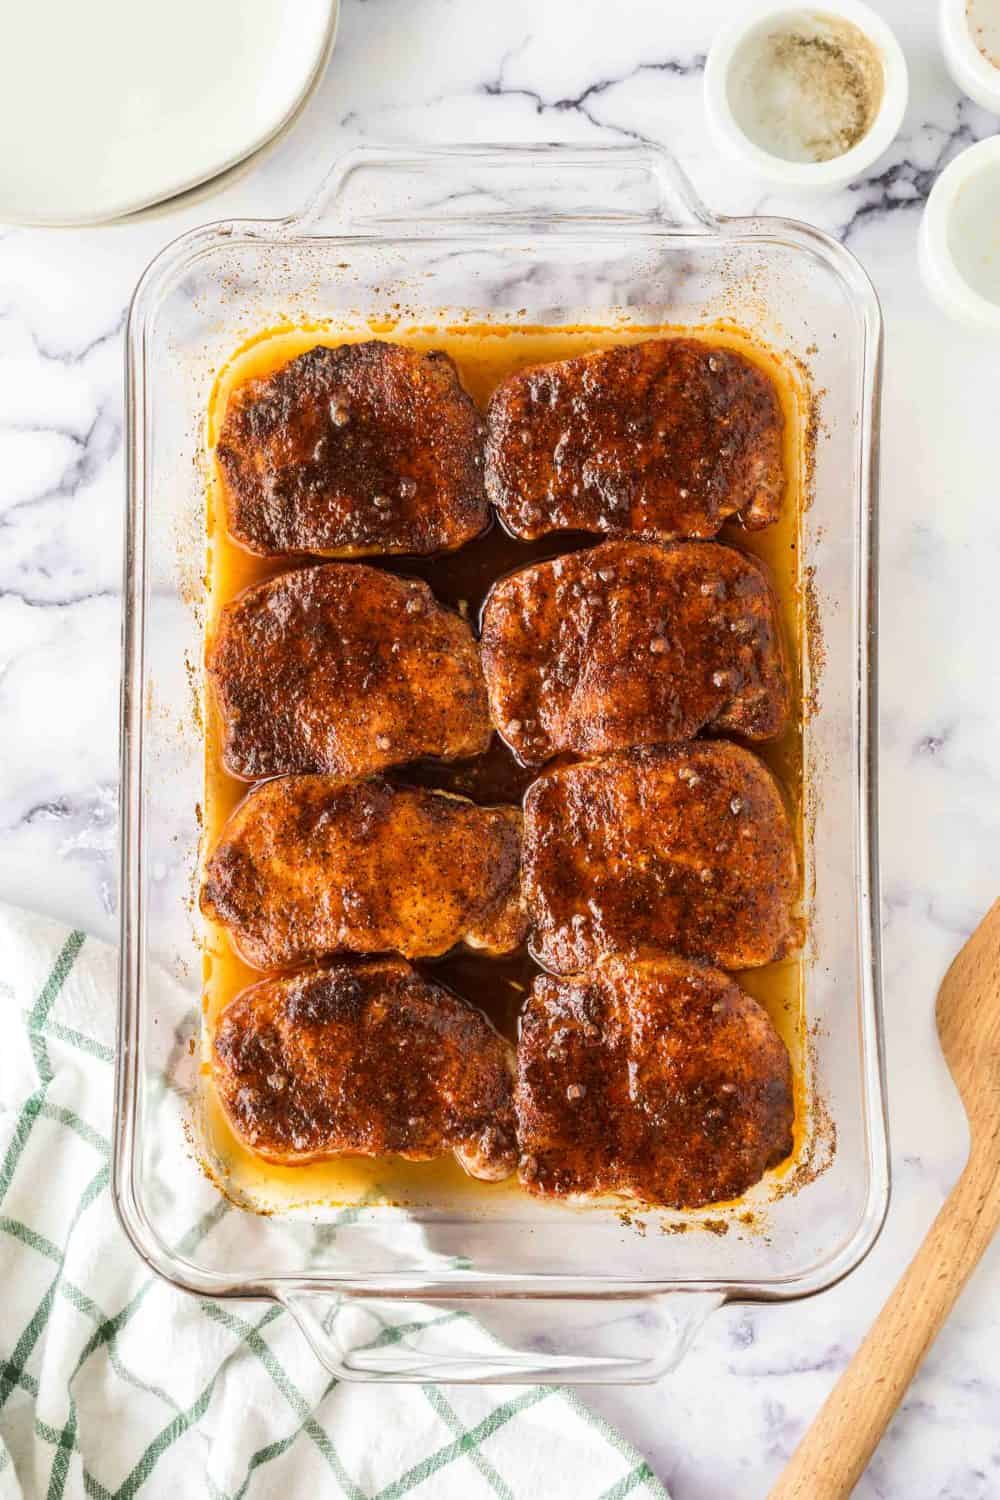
[200,321,807,1215]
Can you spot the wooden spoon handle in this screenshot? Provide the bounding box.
[769,1143,1000,1500]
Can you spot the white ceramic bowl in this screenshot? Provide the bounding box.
[940,0,1000,112]
[704,0,909,192]
[919,135,1000,333]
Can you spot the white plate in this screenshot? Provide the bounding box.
[0,0,339,227]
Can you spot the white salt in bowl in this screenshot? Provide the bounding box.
[704,0,909,192]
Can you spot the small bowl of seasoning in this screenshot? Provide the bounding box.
[704,1,909,192]
[941,0,1000,111]
[919,135,1000,332]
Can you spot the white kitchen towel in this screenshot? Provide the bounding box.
[0,905,667,1500]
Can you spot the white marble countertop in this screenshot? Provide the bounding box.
[1,1,998,1495]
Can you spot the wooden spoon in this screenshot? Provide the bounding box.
[769,897,1000,1500]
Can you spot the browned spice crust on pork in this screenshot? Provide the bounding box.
[216,341,487,557]
[516,956,794,1207]
[214,959,517,1180]
[480,539,791,764]
[522,742,799,974]
[201,774,528,969]
[485,338,784,541]
[208,563,491,780]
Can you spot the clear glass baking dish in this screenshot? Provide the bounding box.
[115,144,888,1383]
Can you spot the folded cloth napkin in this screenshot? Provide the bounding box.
[0,905,667,1500]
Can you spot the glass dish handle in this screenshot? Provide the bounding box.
[288,142,720,234]
[281,1288,723,1384]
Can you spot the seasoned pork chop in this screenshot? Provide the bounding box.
[516,957,794,1206]
[201,775,527,969]
[213,960,517,1180]
[215,342,487,557]
[523,743,798,973]
[480,540,790,764]
[209,562,491,780]
[485,339,784,541]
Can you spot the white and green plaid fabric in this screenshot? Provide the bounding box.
[0,905,667,1500]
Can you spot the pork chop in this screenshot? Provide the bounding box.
[216,341,487,557]
[201,774,527,969]
[209,562,491,780]
[522,742,798,973]
[479,539,791,764]
[516,956,794,1206]
[485,339,784,541]
[214,959,517,1180]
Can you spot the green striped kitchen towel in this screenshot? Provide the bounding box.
[0,904,667,1500]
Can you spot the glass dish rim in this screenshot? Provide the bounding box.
[114,141,889,1313]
